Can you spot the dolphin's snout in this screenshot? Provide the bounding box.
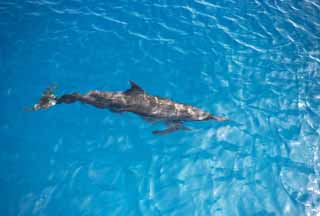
[208,115,228,121]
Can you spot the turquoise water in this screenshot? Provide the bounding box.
[1,0,320,215]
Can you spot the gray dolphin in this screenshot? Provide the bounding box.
[29,81,227,135]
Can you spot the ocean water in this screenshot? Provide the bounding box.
[1,0,320,215]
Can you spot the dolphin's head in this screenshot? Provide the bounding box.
[206,115,228,121]
[189,108,228,121]
[187,108,214,121]
[197,112,214,121]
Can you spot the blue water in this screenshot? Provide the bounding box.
[1,0,320,215]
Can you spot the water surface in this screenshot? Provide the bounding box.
[1,0,320,215]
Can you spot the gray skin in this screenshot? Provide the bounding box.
[30,81,227,135]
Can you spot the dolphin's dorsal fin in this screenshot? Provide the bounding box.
[125,80,145,94]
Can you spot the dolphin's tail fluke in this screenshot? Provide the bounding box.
[25,85,59,112]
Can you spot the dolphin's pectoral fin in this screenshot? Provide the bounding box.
[181,125,192,131]
[152,122,191,135]
[152,127,178,135]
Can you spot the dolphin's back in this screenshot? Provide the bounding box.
[124,93,195,121]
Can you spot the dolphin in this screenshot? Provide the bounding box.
[29,81,227,135]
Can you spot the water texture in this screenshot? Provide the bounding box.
[1,0,320,215]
